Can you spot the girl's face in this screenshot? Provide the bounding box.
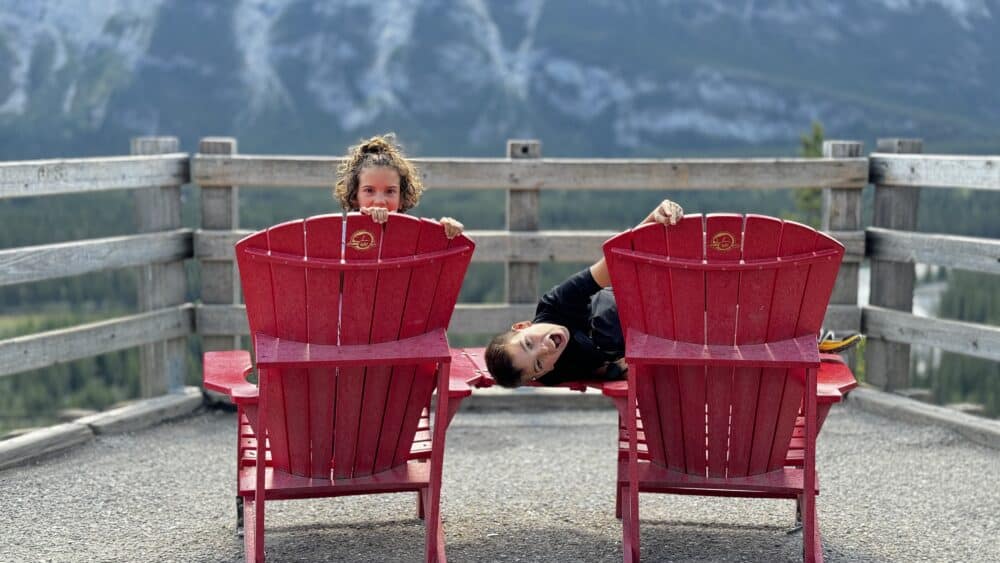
[355,167,401,212]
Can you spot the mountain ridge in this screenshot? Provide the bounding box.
[1,0,997,158]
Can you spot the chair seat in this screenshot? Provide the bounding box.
[621,459,819,497]
[237,408,435,471]
[239,461,433,499]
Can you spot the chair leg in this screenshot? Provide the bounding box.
[802,367,821,563]
[622,372,640,562]
[423,365,450,562]
[803,507,823,563]
[621,484,640,563]
[236,496,245,536]
[785,495,803,534]
[615,483,623,519]
[243,497,264,562]
[421,490,447,563]
[417,488,426,520]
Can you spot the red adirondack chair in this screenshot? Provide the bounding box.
[203,213,475,562]
[602,214,845,563]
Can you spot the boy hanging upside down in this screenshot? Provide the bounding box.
[484,199,684,387]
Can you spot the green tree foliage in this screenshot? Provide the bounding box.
[0,313,139,433]
[926,270,1000,417]
[792,121,824,227]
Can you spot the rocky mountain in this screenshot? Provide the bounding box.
[1,0,998,159]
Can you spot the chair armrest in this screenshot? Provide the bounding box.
[450,348,494,393]
[626,331,820,368]
[203,351,257,404]
[818,355,858,396]
[254,329,452,369]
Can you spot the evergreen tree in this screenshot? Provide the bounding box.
[793,121,824,227]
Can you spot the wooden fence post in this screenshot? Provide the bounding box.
[821,140,864,369]
[506,140,541,306]
[867,138,923,390]
[198,137,241,353]
[132,136,186,396]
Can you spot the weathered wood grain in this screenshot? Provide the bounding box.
[864,306,1000,363]
[0,305,194,379]
[822,141,865,230]
[507,140,541,303]
[828,230,864,263]
[867,227,1000,275]
[0,154,189,199]
[133,137,188,397]
[822,141,865,344]
[0,230,192,287]
[823,304,861,333]
[868,138,922,390]
[198,137,242,353]
[75,386,203,435]
[870,153,1000,190]
[0,423,93,470]
[192,154,869,190]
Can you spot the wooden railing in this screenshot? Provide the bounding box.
[865,143,1000,389]
[1,135,997,400]
[0,140,192,397]
[189,137,867,343]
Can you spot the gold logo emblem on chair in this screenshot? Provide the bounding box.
[348,230,377,251]
[709,231,738,252]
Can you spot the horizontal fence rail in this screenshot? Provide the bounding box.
[4,138,998,404]
[870,154,1000,190]
[867,227,1000,275]
[0,230,193,287]
[863,306,1000,363]
[194,229,865,264]
[0,305,194,379]
[193,154,869,190]
[0,154,190,199]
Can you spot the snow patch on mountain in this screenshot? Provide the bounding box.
[0,0,162,120]
[233,0,295,121]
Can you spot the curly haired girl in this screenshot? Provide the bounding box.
[333,133,463,238]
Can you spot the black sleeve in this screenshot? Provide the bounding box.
[533,268,602,327]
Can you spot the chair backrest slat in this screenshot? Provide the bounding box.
[624,223,679,471]
[235,214,474,479]
[731,215,783,477]
[604,215,843,479]
[704,214,744,477]
[353,215,422,477]
[331,215,384,479]
[390,220,466,467]
[304,215,344,477]
[373,219,444,473]
[666,216,709,476]
[267,220,311,476]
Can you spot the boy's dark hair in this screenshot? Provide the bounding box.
[485,330,522,388]
[333,133,424,212]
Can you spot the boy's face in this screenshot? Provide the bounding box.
[356,167,401,212]
[505,321,570,385]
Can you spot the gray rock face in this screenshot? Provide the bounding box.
[1,0,997,157]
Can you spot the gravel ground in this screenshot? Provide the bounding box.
[2,403,998,562]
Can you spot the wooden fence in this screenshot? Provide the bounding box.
[0,141,191,396]
[1,136,997,399]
